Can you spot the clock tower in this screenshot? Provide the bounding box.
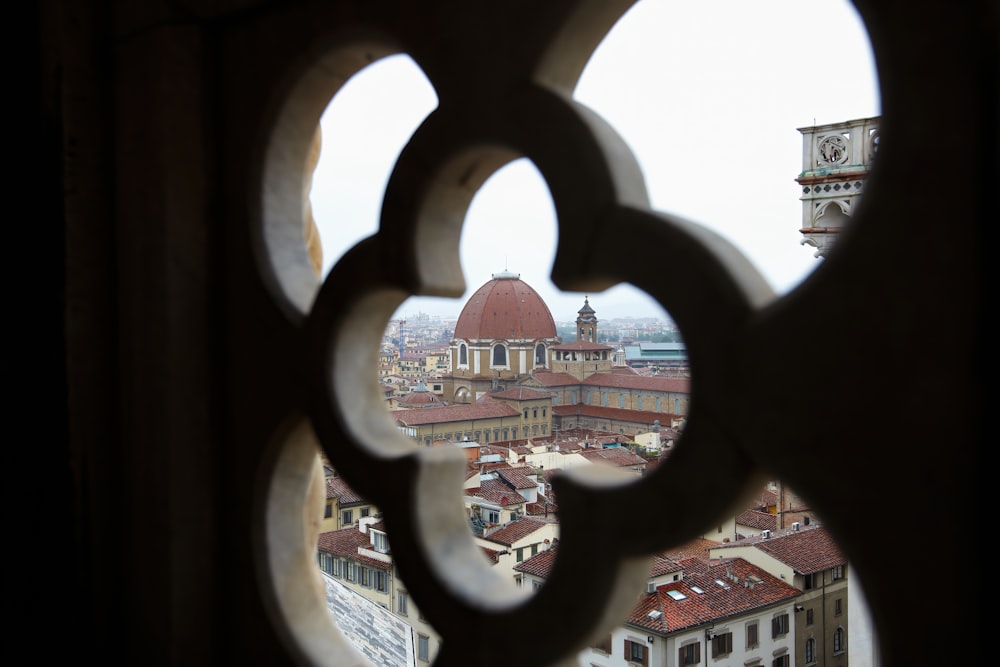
[795,116,880,258]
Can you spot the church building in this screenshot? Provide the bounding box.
[409,271,690,444]
[442,270,561,403]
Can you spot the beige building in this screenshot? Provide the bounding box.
[710,525,849,667]
[393,386,553,446]
[428,272,691,441]
[318,520,441,664]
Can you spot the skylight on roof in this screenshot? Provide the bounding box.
[715,579,731,590]
[666,590,687,601]
[647,610,662,619]
[690,586,704,594]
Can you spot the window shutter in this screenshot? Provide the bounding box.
[679,647,684,665]
[695,642,701,663]
[642,642,648,667]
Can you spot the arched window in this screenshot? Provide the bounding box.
[459,343,467,366]
[492,344,507,366]
[534,343,546,366]
[833,627,844,653]
[805,638,816,664]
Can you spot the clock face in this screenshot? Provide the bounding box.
[818,135,849,165]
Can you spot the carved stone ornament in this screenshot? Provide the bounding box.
[250,3,776,664]
[818,134,850,165]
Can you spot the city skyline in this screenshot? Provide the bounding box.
[309,0,881,321]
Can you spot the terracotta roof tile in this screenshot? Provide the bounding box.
[581,374,690,393]
[391,401,519,426]
[494,467,538,490]
[629,557,799,633]
[551,340,613,351]
[489,387,552,401]
[528,370,581,387]
[716,525,845,574]
[552,403,680,425]
[326,476,365,504]
[470,479,527,507]
[481,517,550,547]
[317,527,391,571]
[737,509,777,531]
[579,447,648,468]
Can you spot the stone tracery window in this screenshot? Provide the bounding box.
[250,2,900,664]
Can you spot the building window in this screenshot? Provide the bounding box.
[346,562,356,582]
[542,408,546,417]
[533,408,538,418]
[324,502,332,518]
[628,640,645,665]
[492,344,507,366]
[535,343,546,366]
[835,598,843,616]
[374,570,388,593]
[592,634,612,654]
[342,509,353,526]
[516,548,524,563]
[619,394,625,408]
[804,573,816,590]
[319,552,333,574]
[397,591,408,616]
[674,398,681,412]
[771,613,789,638]
[805,638,816,664]
[833,627,845,653]
[832,564,844,580]
[746,621,759,648]
[459,343,467,366]
[806,608,814,626]
[360,507,370,518]
[418,634,430,662]
[711,632,732,657]
[524,408,529,420]
[359,566,372,587]
[486,509,500,524]
[679,641,700,665]
[772,655,790,667]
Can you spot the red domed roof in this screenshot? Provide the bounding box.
[454,271,557,340]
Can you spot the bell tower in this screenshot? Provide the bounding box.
[576,296,597,342]
[795,116,880,258]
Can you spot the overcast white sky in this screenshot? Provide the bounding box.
[310,0,880,322]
